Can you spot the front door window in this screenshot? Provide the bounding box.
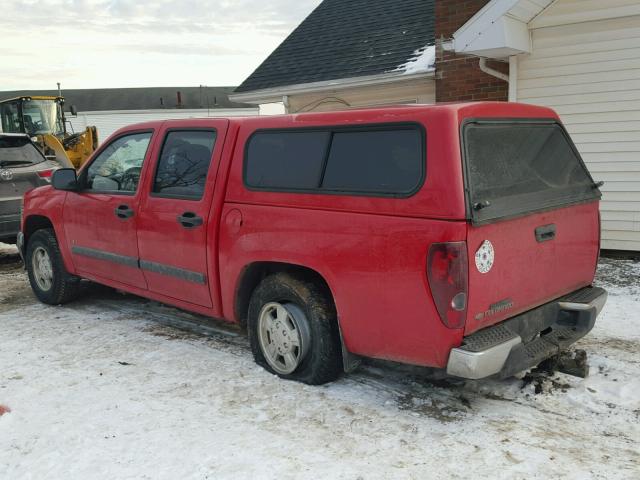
[85,132,152,193]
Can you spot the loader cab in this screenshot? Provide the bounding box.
[0,96,66,138]
[0,96,90,168]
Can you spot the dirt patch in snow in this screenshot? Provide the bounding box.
[0,243,20,265]
[596,257,640,294]
[396,390,468,422]
[582,336,640,355]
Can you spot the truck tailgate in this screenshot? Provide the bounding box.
[465,201,599,335]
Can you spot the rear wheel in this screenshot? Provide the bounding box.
[248,272,342,385]
[26,229,80,305]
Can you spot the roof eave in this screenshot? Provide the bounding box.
[230,70,435,105]
[452,0,552,58]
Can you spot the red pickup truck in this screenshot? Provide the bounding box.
[18,102,607,385]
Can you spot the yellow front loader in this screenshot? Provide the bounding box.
[0,95,97,169]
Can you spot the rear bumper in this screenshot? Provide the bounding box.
[446,286,607,380]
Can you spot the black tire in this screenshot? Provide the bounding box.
[26,228,80,305]
[248,272,343,385]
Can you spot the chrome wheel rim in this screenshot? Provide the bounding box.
[32,246,54,292]
[258,302,310,375]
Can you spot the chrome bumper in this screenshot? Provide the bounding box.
[447,287,607,380]
[447,335,521,380]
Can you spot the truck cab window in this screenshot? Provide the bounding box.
[153,130,217,199]
[85,132,152,193]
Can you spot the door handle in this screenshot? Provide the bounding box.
[535,224,556,243]
[115,204,134,220]
[177,211,203,229]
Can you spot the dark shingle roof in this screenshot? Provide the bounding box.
[0,87,251,111]
[235,0,435,93]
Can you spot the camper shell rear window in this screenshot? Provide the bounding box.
[461,119,601,224]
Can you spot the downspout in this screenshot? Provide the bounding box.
[282,95,290,113]
[479,57,520,103]
[479,58,509,82]
[508,56,518,102]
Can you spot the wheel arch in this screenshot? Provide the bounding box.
[233,261,361,373]
[234,261,335,330]
[23,214,55,248]
[22,214,75,275]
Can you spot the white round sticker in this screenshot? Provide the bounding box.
[475,240,494,274]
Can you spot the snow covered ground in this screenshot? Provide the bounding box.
[1,242,638,479]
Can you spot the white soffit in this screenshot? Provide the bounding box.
[453,0,552,58]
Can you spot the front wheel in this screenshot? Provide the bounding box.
[26,229,80,305]
[248,273,343,385]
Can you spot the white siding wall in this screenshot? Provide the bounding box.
[518,12,640,251]
[68,108,258,145]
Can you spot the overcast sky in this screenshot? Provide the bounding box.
[0,0,323,91]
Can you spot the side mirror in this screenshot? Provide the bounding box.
[52,168,79,191]
[69,105,78,116]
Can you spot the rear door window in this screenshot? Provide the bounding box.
[244,125,424,196]
[153,130,217,199]
[463,121,600,223]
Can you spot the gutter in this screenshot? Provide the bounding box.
[229,70,435,105]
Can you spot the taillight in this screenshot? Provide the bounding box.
[37,169,54,182]
[427,242,468,329]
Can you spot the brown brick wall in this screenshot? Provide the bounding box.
[435,0,509,103]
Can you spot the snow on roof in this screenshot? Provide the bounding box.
[394,45,436,74]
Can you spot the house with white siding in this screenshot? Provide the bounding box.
[232,0,640,253]
[452,0,640,252]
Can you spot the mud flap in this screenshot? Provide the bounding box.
[338,324,361,373]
